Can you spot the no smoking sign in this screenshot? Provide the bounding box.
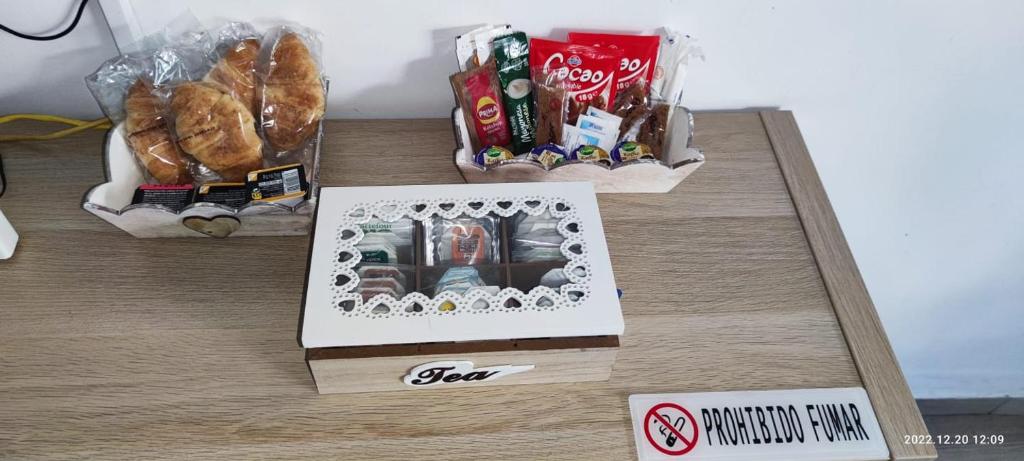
[629,389,889,461]
[644,402,700,457]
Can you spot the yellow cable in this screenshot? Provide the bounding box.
[0,114,112,142]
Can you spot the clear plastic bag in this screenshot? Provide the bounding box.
[649,31,700,157]
[455,24,511,71]
[202,22,262,117]
[122,79,194,184]
[356,218,416,265]
[621,99,671,158]
[650,29,703,108]
[85,33,209,184]
[422,266,503,307]
[510,211,566,262]
[612,79,650,140]
[529,38,621,125]
[354,264,415,302]
[425,215,501,266]
[530,67,569,147]
[159,80,264,183]
[258,25,326,172]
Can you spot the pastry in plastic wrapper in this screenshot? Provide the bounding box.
[204,37,261,115]
[260,28,326,154]
[85,39,207,185]
[169,81,263,182]
[531,69,569,146]
[124,79,193,184]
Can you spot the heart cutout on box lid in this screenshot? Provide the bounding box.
[183,215,241,238]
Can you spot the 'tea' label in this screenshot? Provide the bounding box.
[403,360,534,387]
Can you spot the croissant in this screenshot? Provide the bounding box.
[203,38,260,115]
[262,33,325,152]
[170,82,263,182]
[124,79,192,184]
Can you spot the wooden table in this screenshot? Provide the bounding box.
[0,111,934,460]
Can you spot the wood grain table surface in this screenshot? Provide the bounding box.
[0,112,932,460]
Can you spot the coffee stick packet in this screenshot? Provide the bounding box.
[651,29,702,108]
[492,32,536,155]
[455,24,511,71]
[451,58,512,153]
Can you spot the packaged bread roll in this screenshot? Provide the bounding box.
[261,31,325,152]
[170,82,263,182]
[124,79,193,184]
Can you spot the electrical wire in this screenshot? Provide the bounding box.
[0,153,6,198]
[0,0,90,41]
[0,114,112,142]
[1,0,95,197]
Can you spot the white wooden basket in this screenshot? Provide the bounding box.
[82,122,322,238]
[452,106,704,193]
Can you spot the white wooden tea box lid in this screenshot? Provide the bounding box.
[300,182,624,348]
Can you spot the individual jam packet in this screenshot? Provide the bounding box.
[450,58,512,153]
[475,145,515,166]
[571,145,612,166]
[611,141,655,163]
[529,143,567,169]
[492,32,536,155]
[195,182,250,208]
[529,38,622,124]
[130,184,195,211]
[246,163,309,206]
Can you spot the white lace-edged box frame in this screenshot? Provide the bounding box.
[301,182,624,394]
[82,121,323,238]
[452,105,704,193]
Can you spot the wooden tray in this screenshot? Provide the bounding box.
[452,106,704,193]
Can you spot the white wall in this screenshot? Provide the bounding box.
[0,0,117,118]
[2,0,1022,398]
